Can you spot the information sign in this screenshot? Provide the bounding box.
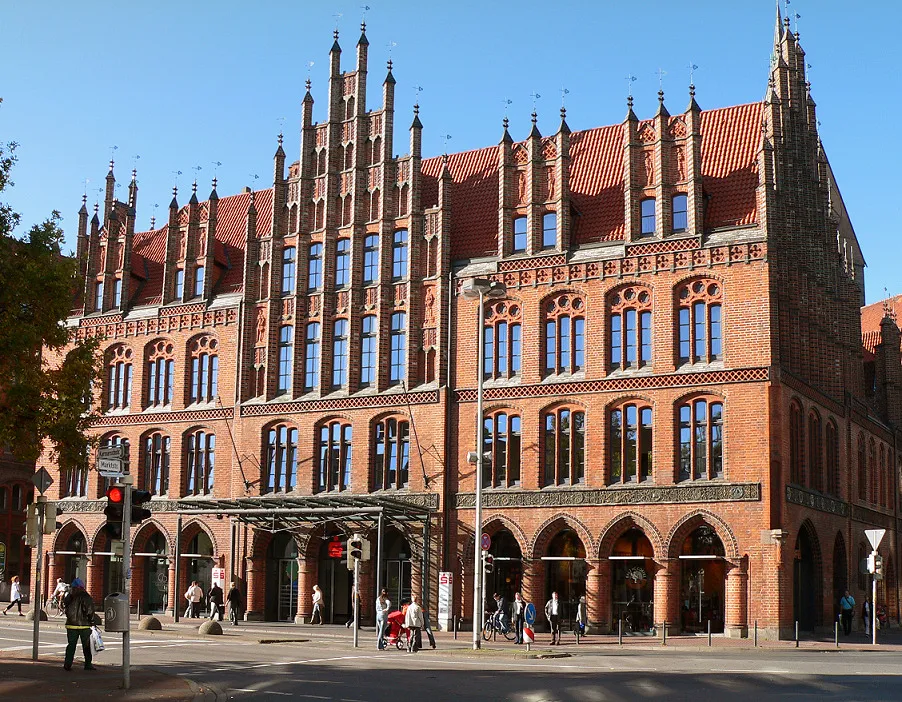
[438,572,453,620]
[524,602,536,626]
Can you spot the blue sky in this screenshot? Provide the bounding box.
[3,1,899,304]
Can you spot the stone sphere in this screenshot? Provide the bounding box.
[25,609,48,621]
[138,615,163,630]
[198,620,223,635]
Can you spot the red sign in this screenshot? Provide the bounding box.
[327,537,343,559]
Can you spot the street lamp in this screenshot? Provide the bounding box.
[460,277,506,650]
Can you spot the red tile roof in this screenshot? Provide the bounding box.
[860,294,902,360]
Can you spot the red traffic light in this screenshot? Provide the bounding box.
[107,486,125,503]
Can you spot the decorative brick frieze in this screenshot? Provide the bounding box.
[94,407,234,427]
[785,485,849,517]
[76,306,237,341]
[240,389,440,417]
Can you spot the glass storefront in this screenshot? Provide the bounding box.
[543,529,586,629]
[680,525,725,633]
[610,528,654,633]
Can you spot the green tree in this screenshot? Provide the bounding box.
[0,103,101,476]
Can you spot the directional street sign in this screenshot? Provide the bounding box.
[524,602,537,626]
[98,445,127,461]
[865,529,886,550]
[32,468,53,495]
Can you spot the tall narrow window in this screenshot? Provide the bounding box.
[146,340,175,406]
[143,432,170,495]
[513,217,527,253]
[678,399,724,481]
[808,412,823,492]
[789,401,805,485]
[308,243,323,290]
[304,322,320,390]
[392,230,408,280]
[186,430,215,495]
[542,212,557,249]
[94,280,104,311]
[672,194,688,232]
[281,246,296,294]
[363,234,380,284]
[113,278,122,307]
[264,425,298,493]
[857,435,866,501]
[189,336,219,403]
[484,301,522,379]
[317,421,352,492]
[869,440,878,504]
[640,198,656,236]
[360,315,377,386]
[194,266,205,297]
[278,325,294,394]
[332,319,349,387]
[543,408,585,486]
[174,269,185,299]
[610,402,653,484]
[106,346,133,410]
[483,412,522,488]
[609,286,652,370]
[390,312,406,384]
[374,418,410,489]
[544,294,586,375]
[677,280,723,364]
[826,421,839,496]
[335,239,350,288]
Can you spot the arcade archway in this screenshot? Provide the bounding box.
[793,523,822,631]
[135,529,169,613]
[487,529,523,603]
[543,529,587,628]
[679,525,726,633]
[610,528,655,633]
[265,533,299,622]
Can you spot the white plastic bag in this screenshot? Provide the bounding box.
[90,625,105,654]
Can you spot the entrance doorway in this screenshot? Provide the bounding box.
[487,529,522,603]
[318,535,352,623]
[61,532,88,585]
[265,533,299,622]
[543,529,587,629]
[141,532,169,613]
[381,530,412,612]
[185,531,215,600]
[610,528,655,633]
[679,525,725,633]
[793,526,821,631]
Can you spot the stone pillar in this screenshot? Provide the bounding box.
[295,557,316,624]
[585,558,606,633]
[654,559,679,632]
[46,555,60,599]
[725,564,748,638]
[244,556,264,621]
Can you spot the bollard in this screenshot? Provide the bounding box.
[754,620,758,647]
[662,621,667,646]
[618,618,623,646]
[795,621,799,648]
[137,600,141,621]
[453,615,458,640]
[707,619,712,647]
[835,621,839,648]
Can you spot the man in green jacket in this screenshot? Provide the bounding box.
[63,577,96,671]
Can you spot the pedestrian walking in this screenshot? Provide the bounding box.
[208,582,224,621]
[576,595,588,637]
[545,591,561,645]
[839,590,855,636]
[375,588,391,649]
[404,593,425,652]
[493,592,509,631]
[863,596,871,636]
[184,581,203,618]
[3,575,24,616]
[62,578,96,671]
[311,584,324,625]
[227,582,243,625]
[512,592,525,644]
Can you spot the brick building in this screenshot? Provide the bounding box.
[37,12,900,638]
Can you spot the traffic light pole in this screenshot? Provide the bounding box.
[872,550,878,646]
[32,496,46,661]
[121,479,133,690]
[352,557,360,649]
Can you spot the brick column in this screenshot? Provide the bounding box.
[46,555,60,599]
[86,555,103,608]
[654,559,679,631]
[244,556,264,621]
[585,559,606,633]
[295,557,315,624]
[725,565,748,638]
[357,559,373,621]
[167,561,177,616]
[461,557,475,630]
[521,558,546,631]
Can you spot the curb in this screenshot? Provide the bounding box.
[183,676,228,702]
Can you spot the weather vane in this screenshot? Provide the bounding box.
[441,134,452,152]
[656,68,667,92]
[688,62,698,85]
[387,40,397,58]
[502,98,512,118]
[333,12,343,30]
[360,4,370,21]
[530,92,541,111]
[625,74,637,98]
[212,161,222,177]
[172,169,183,188]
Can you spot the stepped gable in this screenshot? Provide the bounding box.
[422,102,763,260]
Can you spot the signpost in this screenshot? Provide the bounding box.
[97,445,127,478]
[865,529,886,646]
[481,533,491,551]
[30,468,53,662]
[523,602,536,652]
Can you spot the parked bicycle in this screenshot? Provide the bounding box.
[483,611,516,641]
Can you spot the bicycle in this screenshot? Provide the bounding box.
[483,612,516,641]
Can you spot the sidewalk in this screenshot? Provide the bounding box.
[0,652,214,701]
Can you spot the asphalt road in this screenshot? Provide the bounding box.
[2,621,902,701]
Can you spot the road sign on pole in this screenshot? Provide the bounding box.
[481,533,491,551]
[32,467,53,495]
[865,529,886,550]
[98,459,125,478]
[31,495,46,661]
[98,445,127,461]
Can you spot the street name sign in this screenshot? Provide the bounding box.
[98,459,126,478]
[98,445,127,461]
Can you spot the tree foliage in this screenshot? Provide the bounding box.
[0,101,101,474]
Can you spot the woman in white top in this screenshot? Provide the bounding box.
[375,589,391,649]
[3,575,24,615]
[311,584,324,625]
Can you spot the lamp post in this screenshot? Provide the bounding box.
[460,277,507,650]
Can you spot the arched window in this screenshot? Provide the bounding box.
[369,189,380,221]
[363,234,380,284]
[542,212,557,249]
[374,417,410,490]
[307,243,323,290]
[62,461,88,498]
[186,430,215,495]
[146,340,175,406]
[143,431,170,496]
[808,412,823,491]
[512,216,527,253]
[281,246,296,294]
[304,322,320,390]
[544,293,586,375]
[106,345,133,410]
[543,407,585,486]
[189,336,219,404]
[390,312,406,384]
[869,440,878,504]
[857,434,867,501]
[677,279,723,364]
[640,198,656,236]
[879,445,887,508]
[264,425,298,493]
[483,411,521,488]
[392,230,408,280]
[672,193,688,232]
[335,239,350,288]
[610,401,652,483]
[789,402,805,485]
[484,301,522,379]
[609,285,651,370]
[333,318,349,387]
[826,420,839,496]
[316,149,326,175]
[360,315,377,386]
[317,420,352,492]
[278,325,294,395]
[678,398,723,481]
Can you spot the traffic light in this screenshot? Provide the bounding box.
[42,502,58,535]
[347,534,363,571]
[104,486,125,539]
[130,489,152,525]
[24,503,39,547]
[484,554,494,574]
[875,555,885,580]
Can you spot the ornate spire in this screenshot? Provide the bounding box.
[559,105,570,135]
[501,116,513,144]
[411,102,422,129]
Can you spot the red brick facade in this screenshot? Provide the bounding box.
[37,16,900,638]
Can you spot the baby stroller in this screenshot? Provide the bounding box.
[383,610,410,650]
